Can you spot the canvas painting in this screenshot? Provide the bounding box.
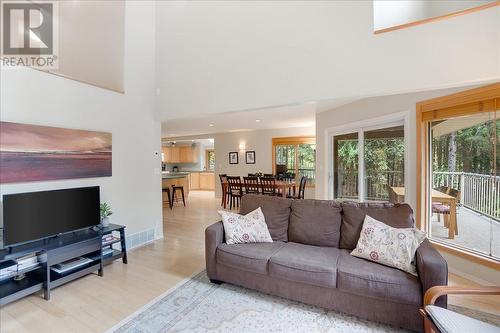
[0,122,112,183]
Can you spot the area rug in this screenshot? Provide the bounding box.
[109,270,499,333]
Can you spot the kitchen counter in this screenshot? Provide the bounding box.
[162,173,189,179]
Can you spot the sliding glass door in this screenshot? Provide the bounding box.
[332,122,406,202]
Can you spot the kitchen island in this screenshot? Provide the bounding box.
[162,172,190,203]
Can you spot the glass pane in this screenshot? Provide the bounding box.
[207,151,215,171]
[275,144,295,174]
[363,125,405,202]
[298,143,316,185]
[429,111,498,259]
[334,133,358,200]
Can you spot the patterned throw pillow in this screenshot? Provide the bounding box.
[218,208,273,245]
[351,215,426,275]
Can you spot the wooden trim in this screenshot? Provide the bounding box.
[272,137,315,145]
[424,285,500,306]
[374,2,499,35]
[418,83,500,113]
[416,83,500,267]
[421,99,497,122]
[430,241,500,270]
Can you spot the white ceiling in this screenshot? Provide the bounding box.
[156,2,499,121]
[161,98,356,138]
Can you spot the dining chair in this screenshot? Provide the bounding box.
[243,176,260,194]
[260,177,277,196]
[432,187,460,235]
[227,176,243,209]
[387,184,398,203]
[219,174,229,207]
[288,176,307,199]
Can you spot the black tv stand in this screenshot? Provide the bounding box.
[0,229,103,305]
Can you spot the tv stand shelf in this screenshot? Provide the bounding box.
[0,224,127,306]
[0,276,43,306]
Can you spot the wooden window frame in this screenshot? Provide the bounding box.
[416,82,500,269]
[272,137,316,187]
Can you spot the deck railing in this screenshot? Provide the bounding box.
[336,170,499,221]
[433,171,500,221]
[336,170,404,200]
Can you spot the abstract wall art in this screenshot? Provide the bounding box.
[0,122,112,183]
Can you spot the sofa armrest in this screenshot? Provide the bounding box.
[416,239,448,307]
[205,221,224,280]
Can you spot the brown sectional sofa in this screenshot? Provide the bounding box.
[205,194,448,332]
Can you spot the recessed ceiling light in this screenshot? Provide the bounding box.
[209,124,214,127]
[255,119,261,123]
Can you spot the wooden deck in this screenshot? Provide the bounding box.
[431,206,500,259]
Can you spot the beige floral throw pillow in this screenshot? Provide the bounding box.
[351,215,426,275]
[218,207,273,245]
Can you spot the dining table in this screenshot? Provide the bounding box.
[391,187,458,239]
[221,179,297,209]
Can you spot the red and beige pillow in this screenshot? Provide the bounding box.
[218,208,273,244]
[351,215,426,275]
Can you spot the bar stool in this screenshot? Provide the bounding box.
[162,187,173,209]
[172,185,186,206]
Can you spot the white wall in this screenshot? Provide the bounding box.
[374,1,429,31]
[213,127,315,198]
[156,1,499,120]
[0,2,163,242]
[315,85,500,284]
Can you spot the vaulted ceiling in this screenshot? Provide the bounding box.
[156,1,499,127]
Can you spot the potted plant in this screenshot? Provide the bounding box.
[100,202,113,227]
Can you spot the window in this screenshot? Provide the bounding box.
[417,83,500,265]
[331,124,405,202]
[206,150,215,171]
[272,137,315,185]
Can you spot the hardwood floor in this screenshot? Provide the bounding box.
[0,191,498,332]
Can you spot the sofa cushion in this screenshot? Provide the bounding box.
[216,242,285,274]
[240,194,292,242]
[269,242,340,288]
[340,202,415,250]
[289,200,342,247]
[337,250,422,305]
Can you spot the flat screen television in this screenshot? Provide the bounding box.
[2,186,100,247]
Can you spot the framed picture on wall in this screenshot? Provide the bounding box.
[246,151,256,164]
[229,152,238,164]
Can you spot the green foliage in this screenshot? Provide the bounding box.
[100,202,113,219]
[432,119,499,175]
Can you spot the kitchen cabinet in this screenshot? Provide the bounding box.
[162,146,197,163]
[189,172,200,189]
[199,173,215,190]
[189,172,215,190]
